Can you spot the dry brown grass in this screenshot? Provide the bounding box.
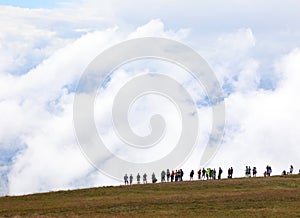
[0,175,299,217]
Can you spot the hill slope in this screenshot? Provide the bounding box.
[0,175,299,217]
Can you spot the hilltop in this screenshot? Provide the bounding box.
[0,175,299,217]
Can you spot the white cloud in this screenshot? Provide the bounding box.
[128,19,189,40]
[216,28,256,55]
[0,8,195,195]
[0,1,300,195]
[210,48,300,177]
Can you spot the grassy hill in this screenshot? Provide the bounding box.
[0,175,299,217]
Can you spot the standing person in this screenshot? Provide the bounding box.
[167,169,170,182]
[124,174,129,185]
[143,173,147,184]
[152,172,157,183]
[252,167,257,177]
[213,169,216,180]
[228,167,233,179]
[198,169,201,180]
[161,170,166,182]
[290,165,294,174]
[218,167,223,180]
[206,168,210,180]
[180,169,184,181]
[202,168,206,180]
[171,170,175,182]
[177,170,181,181]
[175,170,178,182]
[209,169,214,180]
[137,173,141,184]
[190,170,194,180]
[266,165,272,176]
[129,174,133,185]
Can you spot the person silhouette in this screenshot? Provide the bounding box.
[152,172,157,183]
[137,173,141,184]
[124,174,129,185]
[190,170,194,180]
[290,165,294,174]
[218,167,223,180]
[143,173,147,184]
[167,169,170,182]
[129,174,133,185]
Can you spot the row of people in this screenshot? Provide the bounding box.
[124,167,226,185]
[123,164,297,185]
[195,167,225,180]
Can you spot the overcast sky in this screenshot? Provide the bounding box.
[0,0,300,196]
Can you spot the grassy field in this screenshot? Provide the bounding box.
[0,175,299,217]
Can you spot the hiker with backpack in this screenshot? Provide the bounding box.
[152,172,157,183]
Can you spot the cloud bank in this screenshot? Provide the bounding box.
[0,1,299,195]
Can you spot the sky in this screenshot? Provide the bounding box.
[0,0,300,196]
[0,0,73,8]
